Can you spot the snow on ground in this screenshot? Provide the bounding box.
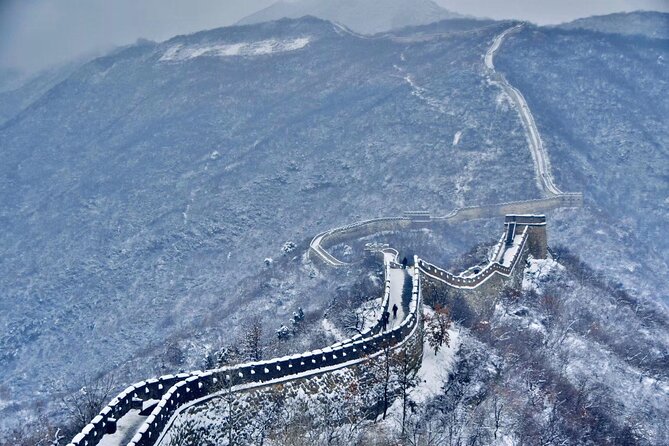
[499,232,525,267]
[387,267,407,328]
[321,317,346,342]
[562,333,669,432]
[382,305,461,425]
[159,37,311,61]
[452,130,462,146]
[395,69,449,115]
[97,409,146,446]
[522,257,564,293]
[412,327,460,405]
[358,297,383,332]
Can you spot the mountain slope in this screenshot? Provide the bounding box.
[495,21,669,299]
[0,59,90,125]
[1,12,667,443]
[558,11,669,39]
[237,0,464,34]
[0,17,534,436]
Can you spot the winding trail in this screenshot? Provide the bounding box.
[485,24,563,197]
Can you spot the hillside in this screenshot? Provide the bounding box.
[0,59,90,125]
[558,11,669,39]
[237,0,463,34]
[495,21,669,300]
[162,253,669,445]
[1,12,668,444]
[0,17,536,438]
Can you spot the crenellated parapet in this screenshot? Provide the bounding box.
[417,214,546,292]
[68,212,552,446]
[416,215,550,317]
[309,197,579,267]
[67,259,423,446]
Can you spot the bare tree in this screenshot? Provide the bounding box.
[219,376,246,446]
[248,398,282,446]
[403,416,447,446]
[61,374,116,433]
[393,346,418,436]
[243,319,263,361]
[380,341,393,420]
[344,308,372,335]
[424,304,451,356]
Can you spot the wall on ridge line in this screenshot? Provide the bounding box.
[309,195,581,266]
[160,301,425,446]
[67,264,416,446]
[421,240,530,319]
[124,266,424,446]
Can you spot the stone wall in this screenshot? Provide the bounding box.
[68,262,424,446]
[161,283,424,446]
[309,196,580,267]
[418,216,546,316]
[421,242,530,317]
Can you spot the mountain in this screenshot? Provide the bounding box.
[0,68,26,93]
[0,17,534,438]
[495,18,669,294]
[1,12,667,443]
[237,0,464,34]
[0,54,106,126]
[558,11,669,39]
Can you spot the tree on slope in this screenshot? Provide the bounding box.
[61,374,116,433]
[424,304,451,355]
[243,319,263,362]
[393,346,419,436]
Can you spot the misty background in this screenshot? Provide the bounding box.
[1,0,668,74]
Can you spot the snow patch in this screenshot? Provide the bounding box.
[97,409,146,446]
[522,257,564,292]
[384,306,460,424]
[159,37,311,61]
[452,130,462,146]
[412,327,460,405]
[321,318,346,342]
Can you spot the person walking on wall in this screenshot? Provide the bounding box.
[392,303,398,319]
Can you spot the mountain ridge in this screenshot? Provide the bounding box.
[237,0,465,34]
[557,10,669,39]
[0,12,667,444]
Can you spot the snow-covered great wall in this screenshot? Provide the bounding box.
[485,24,565,197]
[68,214,553,446]
[309,195,580,268]
[67,24,583,446]
[68,251,423,446]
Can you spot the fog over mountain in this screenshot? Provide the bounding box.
[238,0,464,34]
[1,0,668,73]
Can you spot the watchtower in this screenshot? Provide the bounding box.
[504,215,547,259]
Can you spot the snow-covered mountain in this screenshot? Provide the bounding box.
[237,0,464,34]
[558,11,669,39]
[1,11,668,445]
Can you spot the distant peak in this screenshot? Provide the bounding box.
[237,0,464,34]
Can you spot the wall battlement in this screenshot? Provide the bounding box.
[68,261,423,446]
[418,215,546,293]
[69,213,551,446]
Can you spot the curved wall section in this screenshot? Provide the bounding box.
[68,261,422,446]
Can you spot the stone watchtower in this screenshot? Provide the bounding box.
[504,215,548,259]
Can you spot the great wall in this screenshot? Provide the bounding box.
[67,24,583,446]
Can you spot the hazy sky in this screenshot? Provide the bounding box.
[1,0,667,73]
